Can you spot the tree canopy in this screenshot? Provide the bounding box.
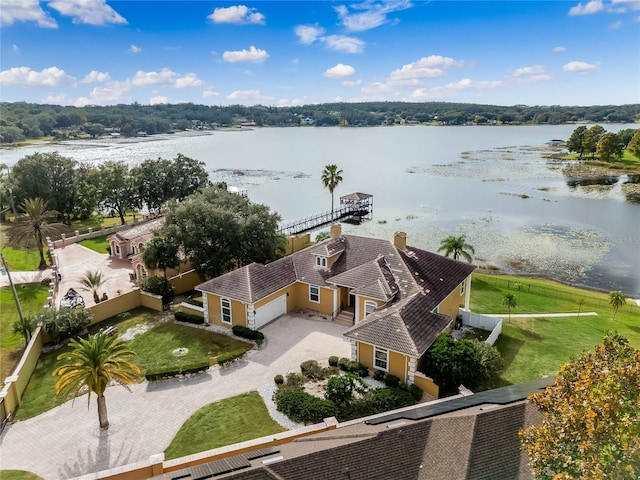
[437,234,475,263]
[520,333,640,480]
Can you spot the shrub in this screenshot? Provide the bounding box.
[185,297,204,308]
[145,361,210,381]
[274,374,284,385]
[373,369,386,381]
[338,387,416,422]
[285,372,305,388]
[348,361,369,377]
[174,311,205,324]
[328,356,339,367]
[384,374,401,388]
[275,387,338,424]
[138,275,174,303]
[407,384,424,401]
[338,357,350,371]
[232,325,265,345]
[325,373,367,407]
[217,349,246,367]
[300,360,324,379]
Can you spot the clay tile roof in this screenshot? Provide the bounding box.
[111,217,165,242]
[197,257,297,303]
[327,256,398,302]
[343,293,452,357]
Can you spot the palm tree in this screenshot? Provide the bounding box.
[12,315,35,347]
[7,197,64,269]
[321,164,343,216]
[608,291,627,321]
[53,333,141,430]
[79,269,107,304]
[437,235,475,263]
[502,293,518,323]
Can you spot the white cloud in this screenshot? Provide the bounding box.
[295,24,325,44]
[511,65,546,77]
[389,55,463,84]
[324,64,356,78]
[207,5,265,24]
[81,70,110,83]
[202,89,219,98]
[277,98,303,106]
[149,96,170,105]
[44,93,67,104]
[342,79,362,87]
[130,45,142,53]
[611,0,640,11]
[48,0,127,25]
[553,46,566,52]
[74,80,132,106]
[562,61,600,72]
[1,0,57,27]
[608,19,623,29]
[323,35,365,53]
[222,46,269,63]
[335,0,413,32]
[444,78,503,90]
[226,89,274,103]
[568,0,604,16]
[131,69,204,87]
[0,66,76,86]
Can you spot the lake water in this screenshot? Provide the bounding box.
[2,125,639,296]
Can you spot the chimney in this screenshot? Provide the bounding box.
[394,232,407,250]
[330,223,342,239]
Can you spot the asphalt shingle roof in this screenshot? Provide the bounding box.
[111,217,164,242]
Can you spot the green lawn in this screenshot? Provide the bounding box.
[0,284,50,381]
[0,470,44,480]
[78,234,110,254]
[14,308,252,420]
[471,273,640,386]
[0,246,45,271]
[164,392,286,460]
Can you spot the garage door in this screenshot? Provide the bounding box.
[254,294,287,329]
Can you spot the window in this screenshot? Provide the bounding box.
[221,298,232,324]
[131,245,137,255]
[315,256,327,268]
[141,266,147,278]
[309,285,320,303]
[374,347,388,371]
[115,245,121,255]
[460,281,465,295]
[364,300,377,317]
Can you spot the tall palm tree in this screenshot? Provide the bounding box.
[79,269,107,304]
[7,197,64,269]
[53,333,141,430]
[321,164,343,216]
[502,293,518,323]
[12,315,35,347]
[608,291,627,321]
[437,235,475,263]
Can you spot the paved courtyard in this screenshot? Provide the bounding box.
[0,315,351,479]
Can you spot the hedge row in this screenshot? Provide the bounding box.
[217,348,246,367]
[174,311,205,324]
[337,357,369,377]
[185,298,204,308]
[232,325,264,345]
[275,387,338,424]
[145,361,210,381]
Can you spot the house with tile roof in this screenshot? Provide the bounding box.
[196,224,476,395]
[107,217,166,280]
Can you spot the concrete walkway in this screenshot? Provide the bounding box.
[0,268,53,287]
[0,315,351,480]
[488,312,598,318]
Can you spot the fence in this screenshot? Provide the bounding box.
[458,309,503,346]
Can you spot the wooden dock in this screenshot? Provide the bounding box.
[278,192,373,236]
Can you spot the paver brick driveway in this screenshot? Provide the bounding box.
[0,314,350,479]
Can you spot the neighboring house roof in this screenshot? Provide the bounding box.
[159,379,548,480]
[108,217,165,243]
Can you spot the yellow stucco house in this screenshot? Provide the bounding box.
[196,224,476,391]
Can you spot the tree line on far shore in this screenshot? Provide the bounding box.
[1,100,639,144]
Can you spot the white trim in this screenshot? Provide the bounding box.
[203,295,209,324]
[221,297,232,325]
[332,288,337,318]
[364,300,377,317]
[354,295,360,321]
[464,275,472,311]
[309,285,320,303]
[374,346,389,372]
[315,256,327,268]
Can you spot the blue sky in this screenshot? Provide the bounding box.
[1,0,639,107]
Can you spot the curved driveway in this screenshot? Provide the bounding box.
[0,315,350,479]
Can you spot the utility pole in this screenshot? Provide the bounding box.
[0,252,25,324]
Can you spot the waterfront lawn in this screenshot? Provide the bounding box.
[471,273,640,386]
[0,284,50,381]
[78,234,110,254]
[164,392,286,460]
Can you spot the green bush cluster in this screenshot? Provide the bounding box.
[274,387,338,424]
[337,358,368,377]
[174,311,205,324]
[384,374,401,388]
[373,369,386,381]
[274,374,284,385]
[145,361,210,381]
[338,387,416,421]
[217,349,246,367]
[232,325,265,345]
[299,360,338,380]
[185,297,204,308]
[328,356,339,367]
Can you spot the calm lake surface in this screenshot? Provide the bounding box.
[2,125,639,296]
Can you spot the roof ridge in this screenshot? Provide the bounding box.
[246,264,253,303]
